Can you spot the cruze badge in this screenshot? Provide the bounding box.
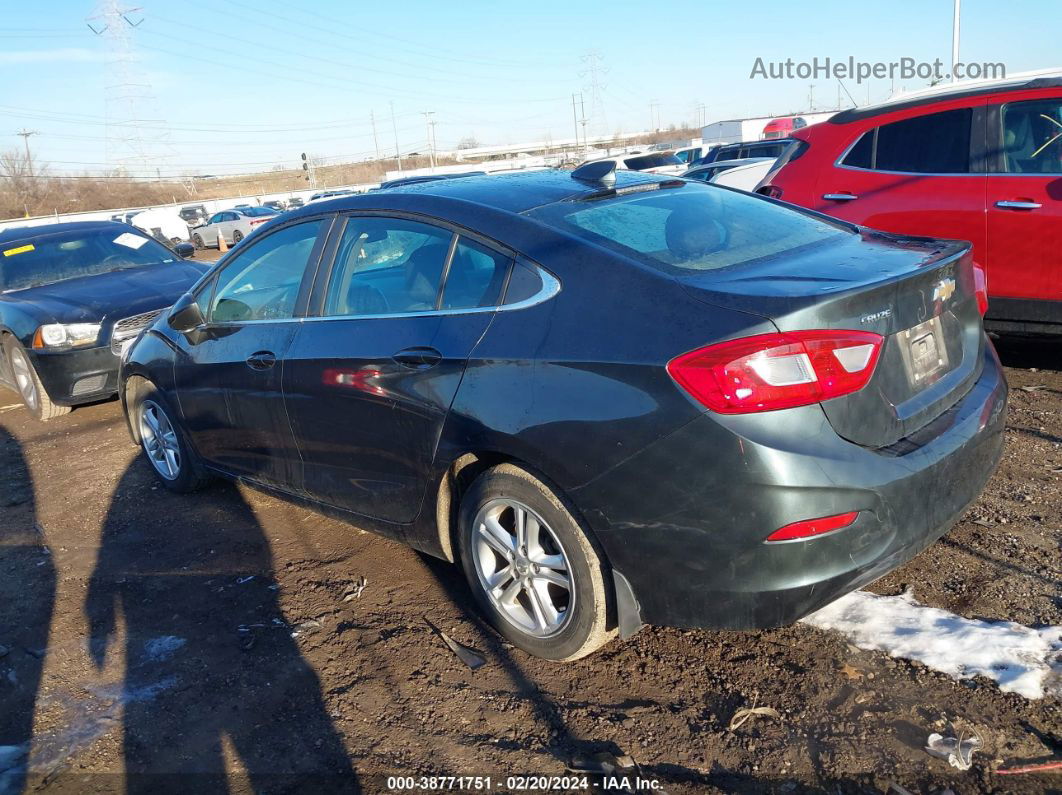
[933,278,956,303]
[861,309,892,324]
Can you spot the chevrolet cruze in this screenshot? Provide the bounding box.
[119,168,1007,660]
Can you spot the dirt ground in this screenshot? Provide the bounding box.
[0,336,1059,795]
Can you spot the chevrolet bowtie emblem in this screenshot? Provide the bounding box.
[933,278,956,303]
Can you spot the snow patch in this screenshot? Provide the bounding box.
[802,589,1062,699]
[142,635,185,663]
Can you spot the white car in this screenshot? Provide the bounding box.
[680,157,775,184]
[129,209,190,245]
[191,207,279,249]
[578,151,686,176]
[709,158,777,193]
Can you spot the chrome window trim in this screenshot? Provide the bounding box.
[201,266,560,328]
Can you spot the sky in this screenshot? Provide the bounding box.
[2,0,1060,179]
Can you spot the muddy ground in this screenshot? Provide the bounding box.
[0,336,1058,795]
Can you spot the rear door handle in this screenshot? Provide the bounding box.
[246,350,277,370]
[822,192,858,201]
[995,200,1042,210]
[392,346,442,369]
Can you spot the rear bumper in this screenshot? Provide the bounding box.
[30,345,119,405]
[572,341,1008,630]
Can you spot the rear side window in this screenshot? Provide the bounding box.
[715,148,739,161]
[841,108,972,173]
[323,217,453,316]
[1000,99,1062,174]
[528,183,849,273]
[441,238,509,310]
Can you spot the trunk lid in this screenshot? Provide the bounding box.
[681,230,985,449]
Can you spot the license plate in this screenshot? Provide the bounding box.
[899,315,949,387]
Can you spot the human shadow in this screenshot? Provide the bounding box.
[0,424,54,795]
[85,460,358,793]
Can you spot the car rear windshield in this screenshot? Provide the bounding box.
[0,227,175,292]
[527,183,851,273]
[623,153,683,170]
[241,207,278,217]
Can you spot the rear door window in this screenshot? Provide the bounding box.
[1000,99,1062,174]
[323,217,454,316]
[842,108,972,173]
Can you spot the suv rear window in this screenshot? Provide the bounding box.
[842,108,972,173]
[528,183,849,273]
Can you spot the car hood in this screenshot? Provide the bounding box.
[1,260,208,325]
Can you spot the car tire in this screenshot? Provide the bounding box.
[2,337,70,421]
[129,380,210,493]
[192,234,204,250]
[457,463,615,661]
[232,230,244,244]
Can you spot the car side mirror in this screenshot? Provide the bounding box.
[174,241,195,259]
[168,292,205,332]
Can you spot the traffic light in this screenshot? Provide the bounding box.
[301,152,310,181]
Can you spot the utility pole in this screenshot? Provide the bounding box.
[951,0,962,81]
[579,93,589,155]
[422,111,436,171]
[370,110,381,161]
[808,84,815,111]
[696,103,707,130]
[649,101,659,131]
[16,129,37,176]
[571,93,580,153]
[390,101,403,172]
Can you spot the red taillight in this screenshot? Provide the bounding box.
[250,219,270,226]
[765,511,859,543]
[757,185,783,199]
[667,330,883,414]
[972,262,988,316]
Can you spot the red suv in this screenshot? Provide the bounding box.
[760,73,1062,334]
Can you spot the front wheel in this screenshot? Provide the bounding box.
[3,337,70,421]
[192,234,204,250]
[132,383,209,493]
[458,464,615,661]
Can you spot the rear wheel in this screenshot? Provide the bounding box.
[3,337,70,421]
[132,382,209,493]
[458,464,614,661]
[232,230,244,244]
[192,234,204,249]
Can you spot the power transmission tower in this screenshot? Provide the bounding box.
[16,129,37,176]
[87,0,173,177]
[580,51,609,138]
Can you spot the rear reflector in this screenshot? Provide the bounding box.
[765,511,859,543]
[972,261,988,316]
[667,330,883,414]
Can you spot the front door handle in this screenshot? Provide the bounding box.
[392,346,442,369]
[823,192,858,201]
[246,351,277,371]
[995,200,1042,210]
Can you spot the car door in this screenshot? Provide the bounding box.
[203,213,226,246]
[815,103,988,254]
[172,216,330,487]
[985,93,1062,316]
[283,214,513,528]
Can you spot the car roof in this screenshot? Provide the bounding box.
[830,71,1062,124]
[281,168,670,217]
[0,219,132,246]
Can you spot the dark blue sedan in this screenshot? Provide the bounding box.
[119,168,1006,660]
[0,221,205,420]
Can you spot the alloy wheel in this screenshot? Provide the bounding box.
[471,498,573,637]
[10,347,38,412]
[139,399,181,480]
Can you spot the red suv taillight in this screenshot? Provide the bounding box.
[667,330,884,414]
[972,262,989,316]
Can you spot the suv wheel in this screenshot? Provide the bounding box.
[458,464,614,661]
[3,337,70,421]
